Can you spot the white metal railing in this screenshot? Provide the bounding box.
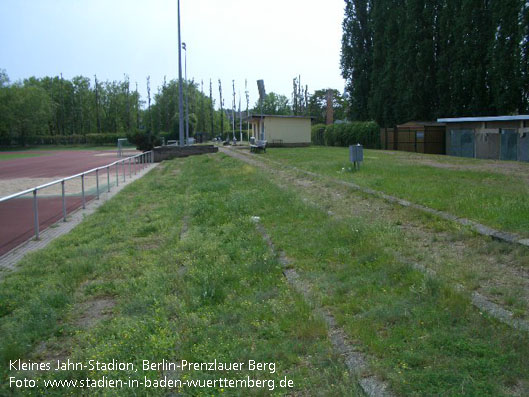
[0,151,154,241]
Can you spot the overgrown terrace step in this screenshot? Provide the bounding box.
[223,147,529,249]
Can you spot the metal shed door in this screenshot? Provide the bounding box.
[518,132,529,162]
[450,129,474,158]
[500,129,517,161]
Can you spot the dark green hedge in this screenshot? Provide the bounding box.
[311,124,326,145]
[310,121,380,148]
[10,133,124,146]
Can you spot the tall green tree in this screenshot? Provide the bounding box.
[341,0,528,126]
[253,92,291,115]
[522,0,529,112]
[341,0,372,120]
[488,0,523,113]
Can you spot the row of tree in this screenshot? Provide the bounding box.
[0,70,144,145]
[0,68,350,146]
[341,0,529,127]
[0,70,232,146]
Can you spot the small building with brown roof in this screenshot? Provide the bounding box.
[380,121,446,154]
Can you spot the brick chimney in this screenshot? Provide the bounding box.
[326,89,334,125]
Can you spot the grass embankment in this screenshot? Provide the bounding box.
[265,146,529,237]
[1,153,528,395]
[0,155,357,396]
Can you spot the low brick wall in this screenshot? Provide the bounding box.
[152,145,218,162]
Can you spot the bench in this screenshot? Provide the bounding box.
[250,140,267,153]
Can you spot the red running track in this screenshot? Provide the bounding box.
[0,195,94,256]
[0,150,141,257]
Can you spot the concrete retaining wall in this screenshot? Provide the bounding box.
[153,145,218,162]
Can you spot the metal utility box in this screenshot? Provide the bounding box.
[349,144,364,169]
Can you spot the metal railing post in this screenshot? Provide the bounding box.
[122,161,125,182]
[81,174,85,209]
[33,189,39,240]
[134,156,137,175]
[129,157,132,177]
[61,180,66,222]
[96,169,100,200]
[107,166,110,192]
[116,162,119,187]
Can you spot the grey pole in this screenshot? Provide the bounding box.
[177,0,185,147]
[81,174,85,209]
[61,180,67,221]
[116,163,119,187]
[33,189,39,240]
[107,166,110,192]
[183,42,189,145]
[96,169,100,200]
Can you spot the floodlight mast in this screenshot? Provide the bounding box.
[239,94,242,142]
[232,80,236,141]
[245,79,249,142]
[177,0,184,147]
[183,42,189,145]
[257,80,266,141]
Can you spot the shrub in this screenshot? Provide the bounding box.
[319,121,380,149]
[158,131,175,144]
[325,124,337,146]
[126,130,162,151]
[311,124,326,145]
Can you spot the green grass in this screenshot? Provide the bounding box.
[0,152,53,161]
[0,145,117,152]
[0,155,358,396]
[264,146,529,236]
[1,153,528,395]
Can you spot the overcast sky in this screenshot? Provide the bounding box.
[0,0,346,108]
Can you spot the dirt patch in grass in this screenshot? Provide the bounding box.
[75,297,116,329]
[505,380,529,396]
[33,338,72,364]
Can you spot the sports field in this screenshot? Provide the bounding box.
[1,149,528,395]
[0,148,139,256]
